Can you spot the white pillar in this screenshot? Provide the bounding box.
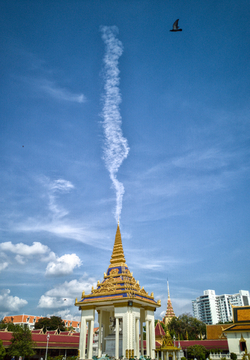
[86,321,90,358]
[150,319,155,359]
[128,309,132,353]
[122,313,126,358]
[140,320,144,356]
[79,316,86,359]
[115,317,119,359]
[146,320,149,356]
[136,318,140,358]
[88,319,94,359]
[98,311,102,358]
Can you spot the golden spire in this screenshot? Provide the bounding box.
[163,280,176,325]
[108,222,127,269]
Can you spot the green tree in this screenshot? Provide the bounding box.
[8,325,36,359]
[0,318,18,331]
[0,340,6,360]
[34,316,65,331]
[187,345,208,360]
[168,313,206,340]
[0,319,7,330]
[231,353,237,360]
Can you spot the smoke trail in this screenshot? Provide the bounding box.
[101,26,129,222]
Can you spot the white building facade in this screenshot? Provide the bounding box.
[192,290,250,324]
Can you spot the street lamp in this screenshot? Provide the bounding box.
[45,334,50,360]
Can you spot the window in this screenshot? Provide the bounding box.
[240,341,246,352]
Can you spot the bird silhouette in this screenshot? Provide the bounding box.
[170,19,182,32]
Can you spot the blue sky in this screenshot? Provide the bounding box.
[1,0,250,322]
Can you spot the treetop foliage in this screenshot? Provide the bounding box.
[0,340,6,360]
[187,344,208,360]
[34,316,66,331]
[8,325,36,359]
[0,319,18,332]
[165,313,206,340]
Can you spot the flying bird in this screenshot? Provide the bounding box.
[170,19,182,32]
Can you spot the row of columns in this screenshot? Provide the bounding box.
[79,310,95,360]
[156,351,177,360]
[79,308,155,359]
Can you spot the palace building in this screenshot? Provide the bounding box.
[3,315,80,332]
[75,222,161,360]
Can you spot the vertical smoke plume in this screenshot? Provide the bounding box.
[101,26,129,222]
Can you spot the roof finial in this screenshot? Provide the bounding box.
[108,222,127,269]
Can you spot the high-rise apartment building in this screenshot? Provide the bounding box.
[192,289,250,324]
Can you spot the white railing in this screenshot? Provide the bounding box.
[209,353,231,360]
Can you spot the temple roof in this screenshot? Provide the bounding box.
[223,306,250,333]
[163,281,175,325]
[160,329,179,351]
[155,321,166,338]
[75,223,161,309]
[108,222,127,269]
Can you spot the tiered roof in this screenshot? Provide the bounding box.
[163,281,175,325]
[75,223,161,308]
[155,321,166,348]
[224,305,250,332]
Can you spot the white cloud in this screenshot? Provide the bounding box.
[101,26,129,222]
[47,309,80,321]
[127,249,184,272]
[0,262,8,272]
[38,295,63,309]
[45,275,96,298]
[15,255,26,265]
[0,241,57,268]
[16,220,105,249]
[0,289,27,315]
[45,253,82,276]
[36,79,86,103]
[40,178,75,219]
[0,241,80,276]
[172,148,229,170]
[38,274,96,309]
[10,177,105,249]
[49,179,75,192]
[0,241,50,256]
[133,145,249,204]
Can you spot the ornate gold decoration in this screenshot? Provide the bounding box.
[108,223,127,269]
[75,222,161,309]
[110,268,119,275]
[163,281,176,325]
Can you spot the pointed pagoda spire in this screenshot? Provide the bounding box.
[167,280,171,299]
[108,221,127,269]
[163,280,176,325]
[75,222,161,310]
